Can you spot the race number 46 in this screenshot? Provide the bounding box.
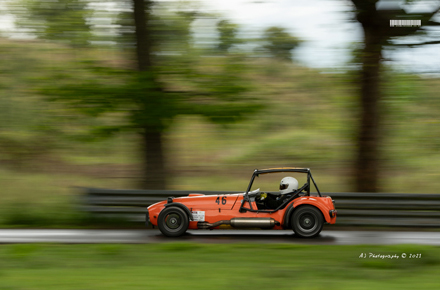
[215,196,227,205]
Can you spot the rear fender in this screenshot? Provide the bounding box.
[282,203,295,229]
[284,198,332,227]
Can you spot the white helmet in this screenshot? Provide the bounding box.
[279,177,298,195]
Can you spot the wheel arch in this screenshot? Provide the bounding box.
[163,203,193,220]
[282,203,295,229]
[283,202,329,229]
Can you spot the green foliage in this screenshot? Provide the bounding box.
[0,133,55,167]
[177,55,263,124]
[260,26,302,61]
[4,0,264,189]
[1,1,440,195]
[8,0,93,47]
[0,201,137,228]
[381,69,440,170]
[114,2,197,54]
[217,19,242,52]
[37,53,262,138]
[31,4,264,139]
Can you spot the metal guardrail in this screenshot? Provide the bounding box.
[81,188,440,227]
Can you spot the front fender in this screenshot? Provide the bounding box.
[164,203,194,220]
[147,201,193,226]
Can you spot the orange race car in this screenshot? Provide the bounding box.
[146,168,337,238]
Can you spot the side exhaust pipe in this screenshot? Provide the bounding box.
[198,218,279,229]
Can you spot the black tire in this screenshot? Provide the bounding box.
[157,207,189,237]
[291,205,323,238]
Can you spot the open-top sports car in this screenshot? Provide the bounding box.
[146,168,337,238]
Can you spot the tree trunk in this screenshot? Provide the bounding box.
[132,0,167,189]
[350,0,440,192]
[142,128,166,189]
[354,26,384,192]
[133,0,152,70]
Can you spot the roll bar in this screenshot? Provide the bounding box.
[239,168,322,213]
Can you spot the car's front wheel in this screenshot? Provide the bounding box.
[292,205,323,238]
[157,207,189,237]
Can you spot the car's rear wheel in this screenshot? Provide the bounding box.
[157,207,189,237]
[292,205,323,238]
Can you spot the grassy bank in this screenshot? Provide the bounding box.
[0,243,439,289]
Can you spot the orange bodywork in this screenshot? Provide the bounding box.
[147,192,336,230]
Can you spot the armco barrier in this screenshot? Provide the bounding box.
[81,188,440,227]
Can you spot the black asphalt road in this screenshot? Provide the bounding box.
[0,229,440,244]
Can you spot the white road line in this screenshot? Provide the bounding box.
[1,230,440,244]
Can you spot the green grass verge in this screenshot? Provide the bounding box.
[0,243,439,289]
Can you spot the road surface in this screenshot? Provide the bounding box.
[0,229,440,244]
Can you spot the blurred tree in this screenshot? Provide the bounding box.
[131,0,166,189]
[8,0,93,47]
[350,0,440,192]
[35,0,262,189]
[260,26,301,61]
[217,19,241,52]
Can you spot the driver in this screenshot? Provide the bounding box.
[259,177,299,209]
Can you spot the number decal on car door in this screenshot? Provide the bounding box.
[215,196,227,205]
